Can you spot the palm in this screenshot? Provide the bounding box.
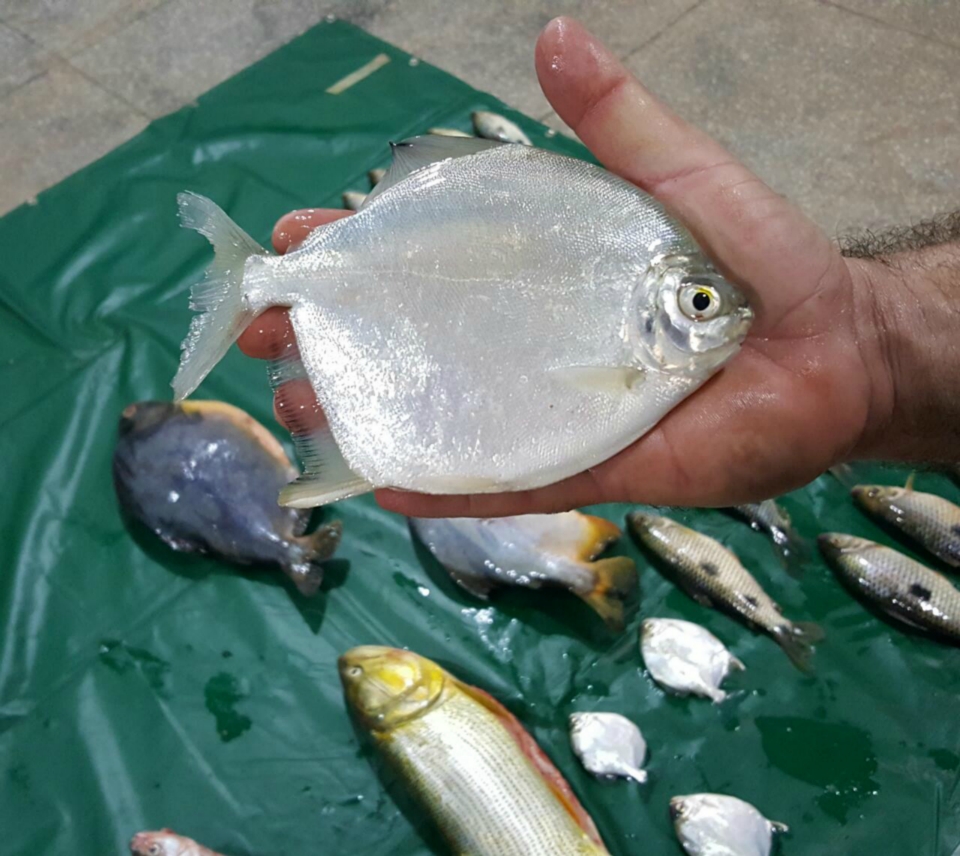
[240,18,879,518]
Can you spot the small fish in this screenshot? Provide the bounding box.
[130,829,225,856]
[627,512,823,671]
[409,512,637,631]
[368,167,387,185]
[472,110,533,145]
[171,136,752,508]
[670,794,788,856]
[113,400,341,595]
[340,646,610,855]
[640,618,744,703]
[342,190,367,210]
[728,500,805,576]
[819,533,960,642]
[851,479,960,568]
[569,712,647,783]
[427,127,473,137]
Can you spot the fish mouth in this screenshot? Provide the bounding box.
[626,511,657,532]
[818,532,858,560]
[118,400,176,436]
[669,797,686,821]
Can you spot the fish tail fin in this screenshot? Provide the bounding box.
[779,530,810,579]
[578,556,638,632]
[285,521,343,596]
[172,192,267,401]
[773,621,825,673]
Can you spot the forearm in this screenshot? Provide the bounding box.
[846,239,960,462]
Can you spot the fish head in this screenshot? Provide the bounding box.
[118,401,178,438]
[339,646,446,731]
[129,830,188,856]
[851,484,904,514]
[631,254,753,376]
[669,796,689,823]
[626,511,682,555]
[817,532,875,562]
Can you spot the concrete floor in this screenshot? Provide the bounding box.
[1,0,957,231]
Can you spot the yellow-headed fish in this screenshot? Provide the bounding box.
[340,646,610,856]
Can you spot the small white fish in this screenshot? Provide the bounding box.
[427,127,473,137]
[368,168,387,185]
[640,618,744,703]
[130,829,225,856]
[472,110,532,145]
[569,712,647,783]
[342,190,367,211]
[671,793,788,856]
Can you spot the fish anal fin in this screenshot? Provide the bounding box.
[577,556,638,632]
[453,679,609,852]
[362,136,503,207]
[448,569,496,600]
[550,366,645,395]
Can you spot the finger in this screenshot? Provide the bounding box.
[535,17,834,332]
[272,208,351,253]
[274,376,326,436]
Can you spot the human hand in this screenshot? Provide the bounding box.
[239,17,931,518]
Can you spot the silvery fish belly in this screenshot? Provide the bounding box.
[172,137,752,507]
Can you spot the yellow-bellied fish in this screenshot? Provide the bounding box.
[130,829,225,856]
[113,400,341,595]
[670,794,788,856]
[171,136,752,508]
[627,512,823,671]
[340,646,610,856]
[409,512,637,631]
[819,533,960,642]
[851,479,960,568]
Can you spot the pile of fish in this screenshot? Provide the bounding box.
[111,114,960,856]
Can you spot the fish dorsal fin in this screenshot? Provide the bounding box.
[453,678,609,852]
[905,471,916,491]
[361,135,504,208]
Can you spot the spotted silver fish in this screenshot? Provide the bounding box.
[851,481,960,568]
[670,794,788,856]
[640,618,744,702]
[627,512,823,671]
[472,110,532,145]
[819,533,960,642]
[171,136,752,508]
[728,500,805,576]
[569,712,647,783]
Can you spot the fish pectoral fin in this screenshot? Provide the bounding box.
[549,365,645,395]
[691,591,714,608]
[449,569,496,600]
[362,135,503,207]
[769,820,790,834]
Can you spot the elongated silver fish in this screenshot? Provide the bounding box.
[340,646,610,855]
[131,829,225,856]
[172,137,752,507]
[472,110,532,145]
[409,512,637,630]
[569,712,647,783]
[819,533,960,642]
[851,481,960,568]
[342,190,367,211]
[728,500,805,576]
[670,794,788,856]
[627,512,823,671]
[640,618,744,702]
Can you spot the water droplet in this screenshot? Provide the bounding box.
[408,57,420,67]
[545,128,557,138]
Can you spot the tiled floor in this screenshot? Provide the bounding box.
[1,0,957,230]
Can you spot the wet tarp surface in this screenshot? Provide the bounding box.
[2,18,959,856]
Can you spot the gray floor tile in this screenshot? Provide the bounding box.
[361,0,703,124]
[0,0,169,55]
[626,0,960,232]
[0,21,47,97]
[827,0,960,49]
[69,0,339,117]
[0,63,147,215]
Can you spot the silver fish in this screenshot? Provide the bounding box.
[342,190,367,211]
[368,167,387,185]
[130,829,225,856]
[172,137,752,508]
[472,110,532,145]
[640,618,744,703]
[819,533,960,642]
[569,712,647,783]
[728,500,805,576]
[670,794,788,856]
[409,512,637,631]
[627,512,823,671]
[851,480,960,568]
[427,127,473,137]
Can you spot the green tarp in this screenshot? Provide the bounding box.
[1,18,958,856]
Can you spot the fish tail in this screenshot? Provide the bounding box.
[779,530,810,579]
[578,556,638,632]
[773,621,825,673]
[286,521,343,596]
[172,192,267,401]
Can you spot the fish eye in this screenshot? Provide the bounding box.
[347,666,363,678]
[678,281,722,321]
[148,846,160,856]
[867,487,881,498]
